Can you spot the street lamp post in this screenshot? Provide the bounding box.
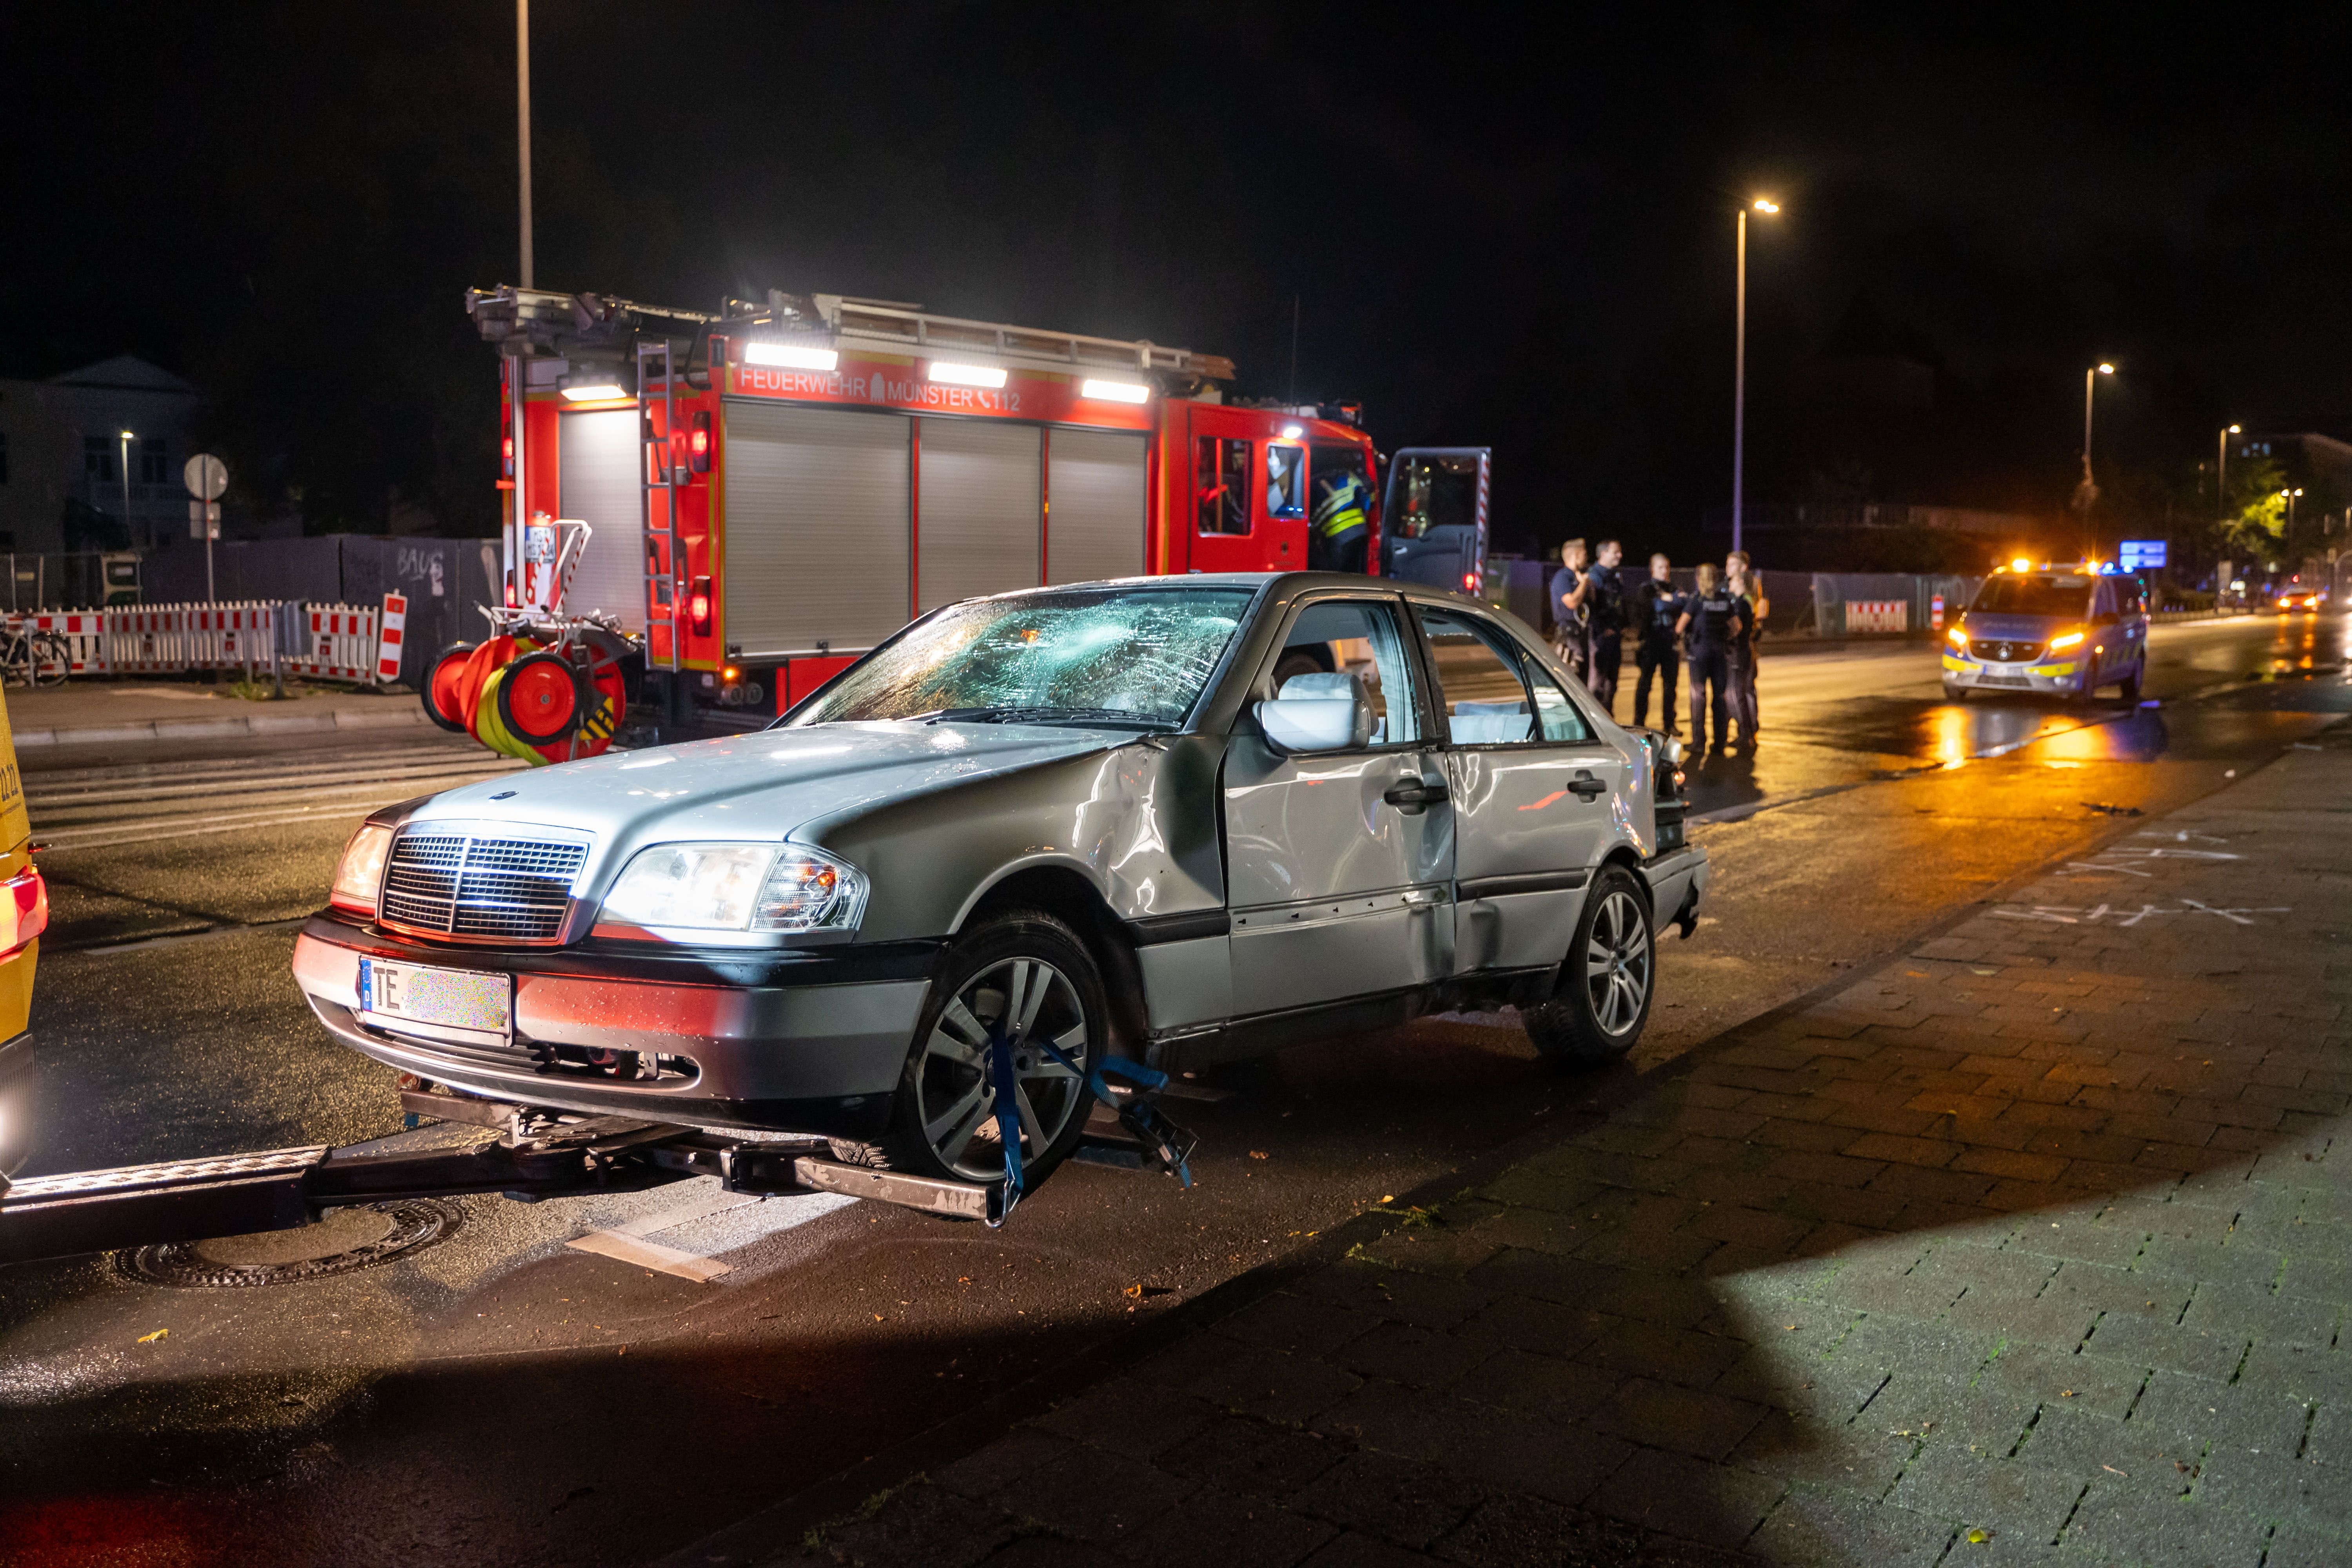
[2217,423,2241,523]
[1732,196,1779,559]
[2076,363,2113,555]
[517,0,534,287]
[117,429,135,548]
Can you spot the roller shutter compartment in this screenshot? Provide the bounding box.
[722,403,911,656]
[1045,427,1147,585]
[555,409,648,629]
[916,418,1042,613]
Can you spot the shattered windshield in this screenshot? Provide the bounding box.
[786,587,1255,728]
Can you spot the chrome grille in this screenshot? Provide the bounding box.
[380,829,588,944]
[1969,639,2041,663]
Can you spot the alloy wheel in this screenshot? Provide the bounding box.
[912,956,1090,1182]
[1583,889,1651,1037]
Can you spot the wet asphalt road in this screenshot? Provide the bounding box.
[0,613,2346,1567]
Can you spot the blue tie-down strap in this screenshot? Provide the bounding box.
[987,1031,1027,1228]
[1044,1044,1198,1189]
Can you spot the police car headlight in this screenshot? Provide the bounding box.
[602,843,866,933]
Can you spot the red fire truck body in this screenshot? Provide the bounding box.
[470,288,1385,714]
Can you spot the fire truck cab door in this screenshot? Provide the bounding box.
[1187,407,1308,574]
[1383,448,1490,593]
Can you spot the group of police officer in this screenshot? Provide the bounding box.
[1549,540,1767,755]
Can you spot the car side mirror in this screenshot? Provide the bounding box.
[1256,671,1374,753]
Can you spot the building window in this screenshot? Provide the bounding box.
[140,437,169,485]
[85,436,116,483]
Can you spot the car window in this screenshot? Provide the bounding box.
[1277,599,1422,745]
[1414,607,1537,745]
[1518,659,1593,742]
[1265,443,1305,519]
[789,586,1254,727]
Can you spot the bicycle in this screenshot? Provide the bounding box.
[0,624,71,688]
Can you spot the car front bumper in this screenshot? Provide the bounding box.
[290,914,934,1133]
[1942,653,2084,693]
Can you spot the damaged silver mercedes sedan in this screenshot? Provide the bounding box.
[292,573,1708,1191]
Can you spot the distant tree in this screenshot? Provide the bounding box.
[2218,454,2288,563]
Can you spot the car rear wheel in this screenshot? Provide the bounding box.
[1522,866,1654,1066]
[2119,664,2143,704]
[879,911,1102,1192]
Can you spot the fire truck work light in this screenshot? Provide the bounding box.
[561,383,628,402]
[927,361,1008,388]
[744,341,839,371]
[1080,379,1149,404]
[501,434,515,477]
[1281,424,1305,438]
[690,411,713,472]
[688,577,713,637]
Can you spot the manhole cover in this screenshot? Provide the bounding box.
[118,1199,464,1288]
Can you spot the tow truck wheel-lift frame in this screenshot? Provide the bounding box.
[0,1080,1192,1270]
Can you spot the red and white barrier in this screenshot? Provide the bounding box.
[7,597,403,684]
[1845,599,1910,634]
[375,593,407,684]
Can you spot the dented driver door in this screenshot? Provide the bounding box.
[1220,596,1453,1017]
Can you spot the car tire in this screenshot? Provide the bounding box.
[1522,866,1655,1066]
[1943,683,1968,702]
[2120,664,2143,704]
[878,910,1103,1194]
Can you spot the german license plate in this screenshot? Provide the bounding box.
[357,956,512,1046]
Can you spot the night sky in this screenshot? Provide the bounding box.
[9,2,2351,560]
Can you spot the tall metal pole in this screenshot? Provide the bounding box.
[517,0,534,288]
[2217,428,2229,523]
[1732,207,1747,559]
[2082,368,2096,492]
[118,430,134,549]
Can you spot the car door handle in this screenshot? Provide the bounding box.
[1567,769,1608,801]
[1383,778,1449,814]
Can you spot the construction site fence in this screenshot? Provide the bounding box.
[7,600,402,684]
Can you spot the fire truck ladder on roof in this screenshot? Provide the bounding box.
[733,290,1237,384]
[636,337,684,686]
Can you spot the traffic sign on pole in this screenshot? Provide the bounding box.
[183,454,228,502]
[182,454,227,603]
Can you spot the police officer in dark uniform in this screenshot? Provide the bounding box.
[1582,539,1628,715]
[1630,552,1684,732]
[1675,562,1751,755]
[1549,539,1590,686]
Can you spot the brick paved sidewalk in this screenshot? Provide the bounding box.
[780,736,2352,1568]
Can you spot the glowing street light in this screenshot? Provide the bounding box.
[1732,195,1781,556]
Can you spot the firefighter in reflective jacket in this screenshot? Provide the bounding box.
[1310,470,1372,573]
[1675,563,1751,755]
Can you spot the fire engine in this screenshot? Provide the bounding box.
[465,286,1491,718]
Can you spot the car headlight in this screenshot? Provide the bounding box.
[1945,622,1968,649]
[331,824,394,916]
[601,842,866,933]
[2047,630,2085,652]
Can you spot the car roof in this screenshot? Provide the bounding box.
[983,571,1499,612]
